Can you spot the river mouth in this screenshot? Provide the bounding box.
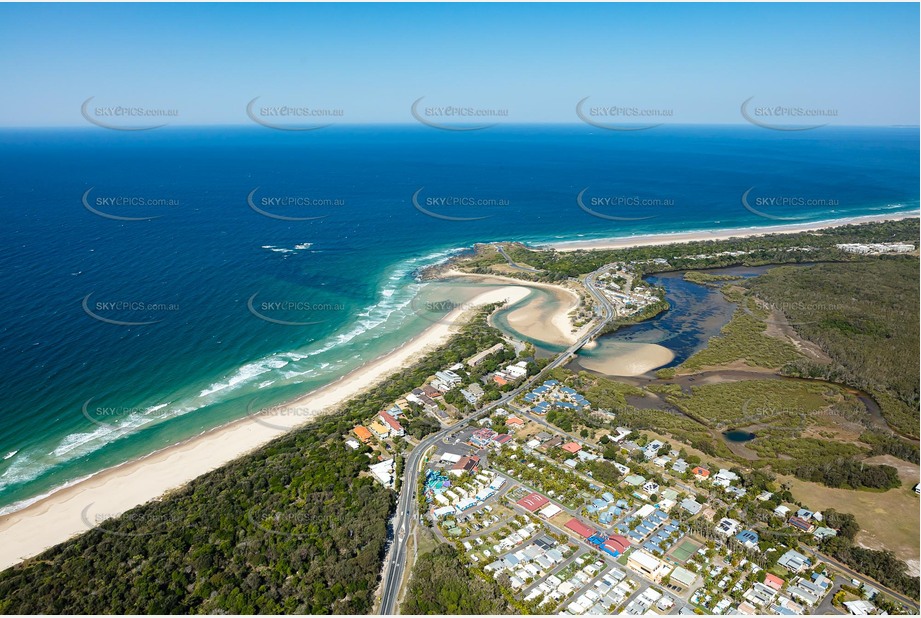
[570,265,776,377]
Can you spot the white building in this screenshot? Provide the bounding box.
[369,458,395,488]
[715,517,741,536]
[505,361,529,379]
[435,370,462,386]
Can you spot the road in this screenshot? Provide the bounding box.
[494,243,541,273]
[378,267,613,614]
[800,546,920,612]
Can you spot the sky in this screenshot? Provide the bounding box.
[0,2,918,127]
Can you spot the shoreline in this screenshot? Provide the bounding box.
[542,212,919,252]
[1,212,916,571]
[439,269,592,346]
[0,285,532,571]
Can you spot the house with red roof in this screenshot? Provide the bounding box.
[764,573,785,591]
[378,411,404,437]
[692,466,710,479]
[353,425,373,444]
[561,441,582,454]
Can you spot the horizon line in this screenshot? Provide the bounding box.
[1,122,919,130]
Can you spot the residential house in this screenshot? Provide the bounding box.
[774,505,791,518]
[715,517,741,536]
[764,573,785,591]
[368,420,390,439]
[449,455,480,476]
[788,516,815,533]
[735,529,759,548]
[352,425,373,444]
[505,361,528,379]
[378,411,404,437]
[714,469,739,487]
[561,441,582,454]
[692,466,710,479]
[777,549,810,573]
[435,370,462,387]
[680,498,702,515]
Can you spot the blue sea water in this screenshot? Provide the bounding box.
[0,125,917,513]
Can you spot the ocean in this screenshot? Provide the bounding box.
[0,124,917,514]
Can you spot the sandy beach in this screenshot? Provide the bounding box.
[0,285,532,571]
[577,341,675,377]
[439,269,592,346]
[544,213,919,252]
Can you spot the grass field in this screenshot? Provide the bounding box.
[784,475,920,574]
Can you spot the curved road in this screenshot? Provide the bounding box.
[378,268,613,614]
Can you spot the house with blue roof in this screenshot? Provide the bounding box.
[602,492,615,503]
[735,529,759,548]
[544,379,559,386]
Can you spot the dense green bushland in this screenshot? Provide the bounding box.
[0,308,508,614]
[746,258,920,438]
[400,545,509,614]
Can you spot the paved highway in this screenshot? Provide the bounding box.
[378,268,613,614]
